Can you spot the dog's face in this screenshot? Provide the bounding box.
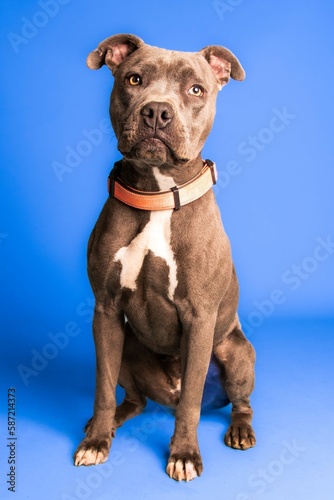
[110,45,220,167]
[87,34,245,168]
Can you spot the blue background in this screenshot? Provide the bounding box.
[0,0,333,499]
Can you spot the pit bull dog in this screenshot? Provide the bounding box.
[74,34,256,481]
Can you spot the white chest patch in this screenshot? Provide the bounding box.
[114,169,178,301]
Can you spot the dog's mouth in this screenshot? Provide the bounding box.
[138,136,167,151]
[123,136,189,165]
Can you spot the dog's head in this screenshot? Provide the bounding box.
[87,34,245,168]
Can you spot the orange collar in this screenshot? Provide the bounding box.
[108,159,217,211]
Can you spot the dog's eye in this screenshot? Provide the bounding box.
[188,85,204,97]
[128,74,142,86]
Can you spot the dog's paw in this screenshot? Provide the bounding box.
[166,452,202,481]
[74,439,110,466]
[224,423,256,450]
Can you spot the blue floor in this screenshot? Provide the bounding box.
[0,318,333,500]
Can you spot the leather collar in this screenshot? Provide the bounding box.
[108,159,217,211]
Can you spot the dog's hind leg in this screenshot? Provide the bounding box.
[214,322,256,450]
[84,371,146,437]
[114,365,147,428]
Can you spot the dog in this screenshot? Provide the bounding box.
[74,34,256,482]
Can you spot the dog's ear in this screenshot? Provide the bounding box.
[86,34,144,74]
[199,45,245,89]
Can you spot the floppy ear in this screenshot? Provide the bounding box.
[86,34,144,74]
[199,45,245,89]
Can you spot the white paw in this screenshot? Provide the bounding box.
[74,447,108,466]
[166,459,198,481]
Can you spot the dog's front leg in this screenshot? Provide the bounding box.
[74,300,124,466]
[166,314,215,481]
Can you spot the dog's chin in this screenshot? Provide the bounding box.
[132,138,169,166]
[123,138,188,167]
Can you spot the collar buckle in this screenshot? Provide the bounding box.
[205,158,218,185]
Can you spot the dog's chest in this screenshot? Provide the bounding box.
[113,170,178,301]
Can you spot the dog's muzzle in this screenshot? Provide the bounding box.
[141,101,174,131]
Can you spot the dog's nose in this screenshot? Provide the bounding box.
[141,102,173,130]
